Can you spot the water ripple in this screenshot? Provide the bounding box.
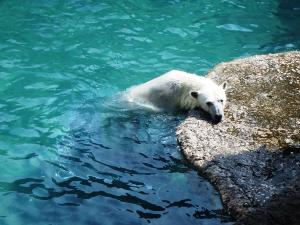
[216,23,253,32]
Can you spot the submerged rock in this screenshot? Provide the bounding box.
[176,51,300,224]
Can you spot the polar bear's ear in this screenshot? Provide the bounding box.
[191,91,199,99]
[220,82,228,91]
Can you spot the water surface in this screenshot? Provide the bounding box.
[0,0,299,224]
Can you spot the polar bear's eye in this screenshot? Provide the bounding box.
[219,99,224,103]
[206,101,213,106]
[191,91,198,99]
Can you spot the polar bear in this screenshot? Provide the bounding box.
[124,70,227,123]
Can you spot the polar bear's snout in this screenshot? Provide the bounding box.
[207,101,224,123]
[214,114,222,123]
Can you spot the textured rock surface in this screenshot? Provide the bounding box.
[176,51,300,224]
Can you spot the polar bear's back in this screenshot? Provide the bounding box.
[125,70,212,111]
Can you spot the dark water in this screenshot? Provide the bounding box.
[0,0,299,224]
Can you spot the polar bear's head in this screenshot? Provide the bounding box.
[191,82,227,123]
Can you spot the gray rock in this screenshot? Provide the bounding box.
[176,51,300,224]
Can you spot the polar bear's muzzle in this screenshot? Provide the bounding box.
[207,102,224,123]
[213,114,223,124]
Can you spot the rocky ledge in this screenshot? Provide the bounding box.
[176,51,300,224]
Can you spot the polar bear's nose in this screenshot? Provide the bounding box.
[213,114,222,123]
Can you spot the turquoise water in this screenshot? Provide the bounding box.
[0,1,299,224]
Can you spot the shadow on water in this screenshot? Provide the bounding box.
[261,0,300,52]
[277,0,300,42]
[61,97,233,224]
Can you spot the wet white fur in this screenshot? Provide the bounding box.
[124,70,227,116]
